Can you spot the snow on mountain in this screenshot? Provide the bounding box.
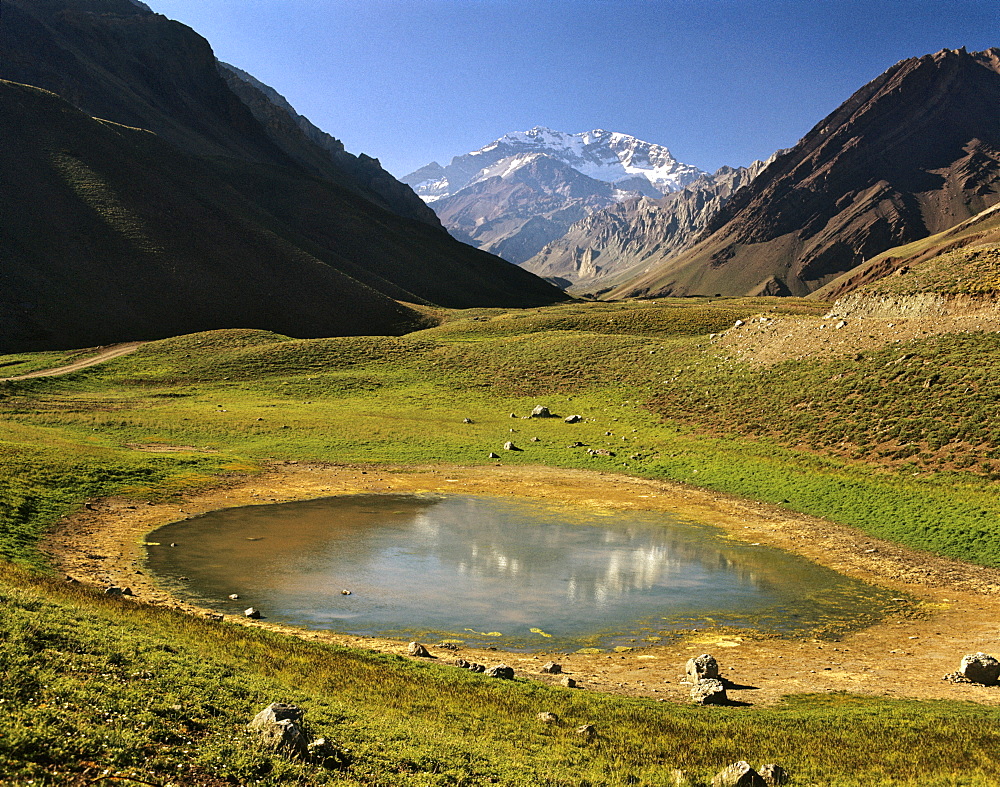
[401,126,706,203]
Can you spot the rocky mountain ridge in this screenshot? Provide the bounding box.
[523,157,778,293]
[608,47,1000,299]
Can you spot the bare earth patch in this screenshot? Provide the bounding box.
[41,463,1000,707]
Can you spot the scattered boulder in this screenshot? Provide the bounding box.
[509,413,517,418]
[960,652,1000,684]
[712,761,766,787]
[462,418,473,424]
[341,589,352,595]
[759,764,789,786]
[488,452,501,459]
[586,448,615,457]
[564,415,582,424]
[454,659,470,669]
[503,441,521,451]
[248,703,308,757]
[244,607,261,619]
[540,662,562,674]
[686,653,720,683]
[531,436,540,442]
[575,724,596,739]
[228,593,240,600]
[530,405,554,418]
[104,586,125,596]
[469,663,486,673]
[408,642,432,658]
[691,678,728,706]
[487,664,514,680]
[567,441,585,448]
[560,676,577,688]
[537,711,559,724]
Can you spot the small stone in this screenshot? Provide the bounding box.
[537,711,559,723]
[509,413,517,418]
[487,664,514,679]
[503,441,520,451]
[959,652,1000,684]
[759,764,789,786]
[469,663,486,673]
[244,607,261,619]
[120,587,133,596]
[575,724,596,739]
[206,613,224,622]
[691,678,727,706]
[408,642,431,658]
[462,418,473,424]
[531,436,540,442]
[540,662,562,674]
[530,405,553,418]
[170,542,177,547]
[564,415,582,424]
[104,586,124,596]
[488,452,500,459]
[835,320,847,329]
[341,589,352,595]
[560,676,577,688]
[228,593,239,600]
[454,659,470,669]
[712,761,766,787]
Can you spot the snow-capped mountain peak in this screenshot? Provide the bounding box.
[402,127,705,203]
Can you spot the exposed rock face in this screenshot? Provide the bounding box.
[524,160,774,293]
[609,48,1000,299]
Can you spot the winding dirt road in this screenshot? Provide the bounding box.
[0,342,145,381]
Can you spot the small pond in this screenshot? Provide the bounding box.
[145,494,897,651]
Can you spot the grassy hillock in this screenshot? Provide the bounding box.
[2,296,1000,783]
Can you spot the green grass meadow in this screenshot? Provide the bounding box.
[2,297,1000,784]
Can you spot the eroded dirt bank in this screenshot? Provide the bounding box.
[42,462,1000,707]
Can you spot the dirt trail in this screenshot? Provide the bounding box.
[0,342,145,381]
[42,462,1000,708]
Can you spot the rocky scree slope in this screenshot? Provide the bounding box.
[608,48,1000,299]
[0,0,566,350]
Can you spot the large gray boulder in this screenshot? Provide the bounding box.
[487,664,515,680]
[960,652,1000,684]
[248,703,308,757]
[712,761,766,787]
[408,642,431,658]
[530,405,554,418]
[686,653,720,683]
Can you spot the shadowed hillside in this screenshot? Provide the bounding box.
[0,0,566,350]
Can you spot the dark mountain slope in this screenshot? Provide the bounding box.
[0,80,426,351]
[610,48,1000,299]
[0,0,565,350]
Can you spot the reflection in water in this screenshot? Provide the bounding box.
[145,494,894,650]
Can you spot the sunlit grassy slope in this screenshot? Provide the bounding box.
[2,296,1000,784]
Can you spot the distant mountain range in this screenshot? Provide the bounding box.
[411,49,1000,300]
[402,128,706,264]
[0,0,564,351]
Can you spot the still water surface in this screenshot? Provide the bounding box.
[146,494,894,651]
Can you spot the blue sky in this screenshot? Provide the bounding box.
[146,0,997,178]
